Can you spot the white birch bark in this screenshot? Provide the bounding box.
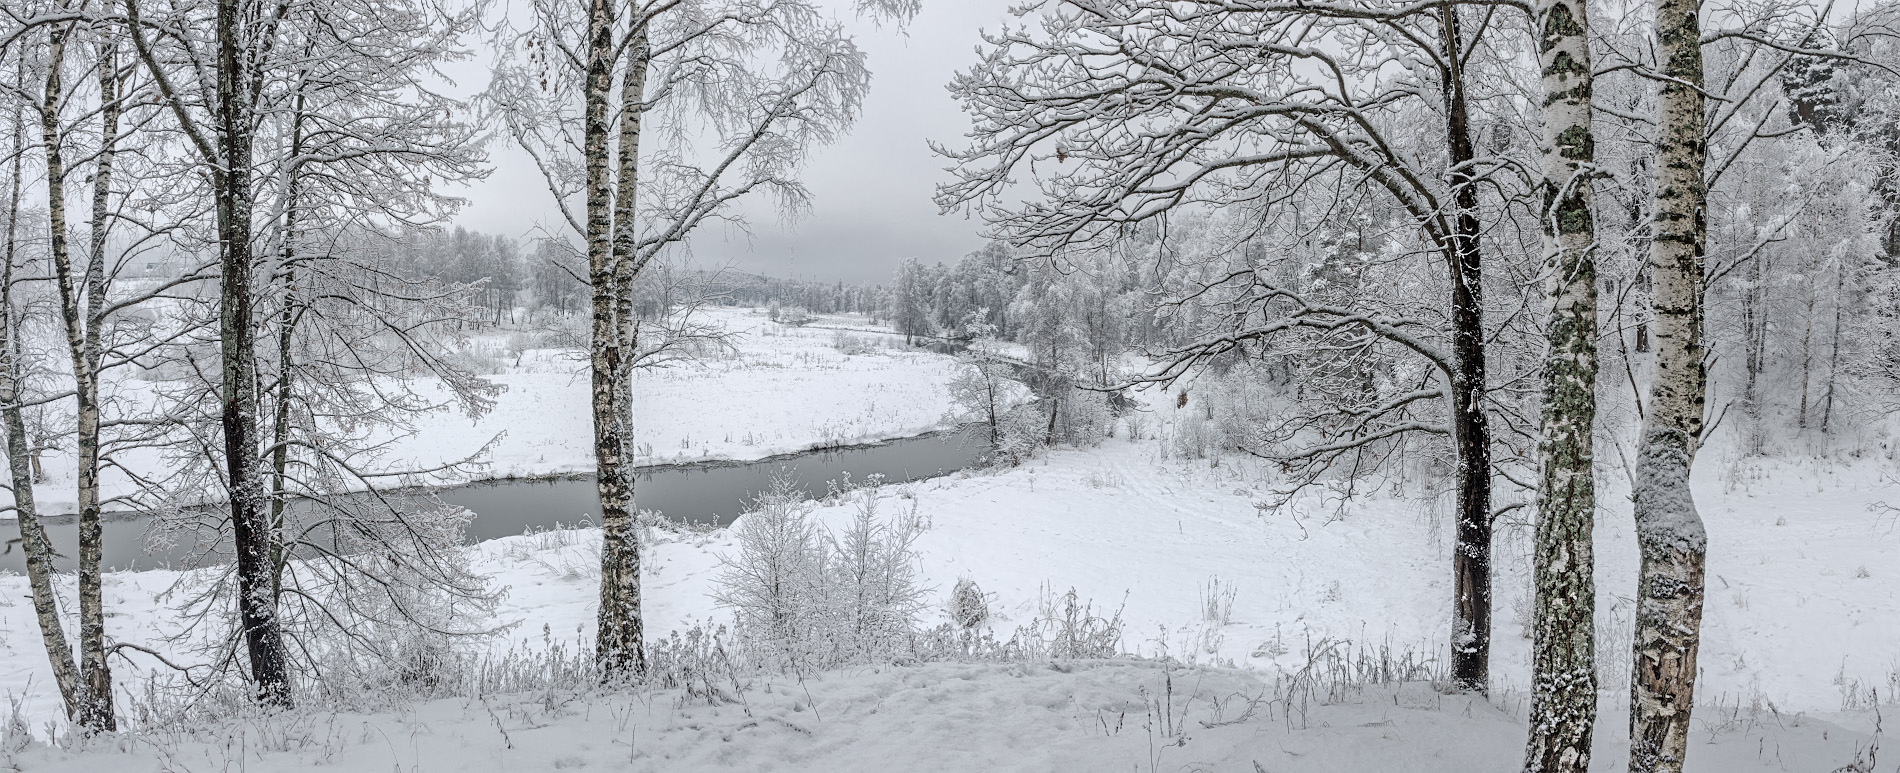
[1524,0,1600,767]
[1628,0,1709,766]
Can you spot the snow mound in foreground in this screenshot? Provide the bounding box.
[12,660,1877,772]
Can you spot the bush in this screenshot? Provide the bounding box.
[832,330,880,354]
[993,402,1048,465]
[950,577,989,630]
[713,476,930,670]
[1016,585,1125,660]
[767,301,813,326]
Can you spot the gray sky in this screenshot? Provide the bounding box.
[450,0,1022,284]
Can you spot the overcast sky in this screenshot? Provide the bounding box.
[449,0,1023,284]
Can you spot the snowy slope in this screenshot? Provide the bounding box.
[6,661,1879,772]
[473,430,1900,716]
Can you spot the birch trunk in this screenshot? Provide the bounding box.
[41,20,118,731]
[1440,6,1496,695]
[1796,242,1816,429]
[216,0,293,706]
[77,31,121,731]
[1628,0,1710,765]
[1523,0,1599,765]
[1,54,82,720]
[588,0,651,678]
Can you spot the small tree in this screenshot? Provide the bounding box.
[946,324,1016,445]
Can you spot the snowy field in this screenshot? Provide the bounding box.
[423,309,970,477]
[13,307,966,515]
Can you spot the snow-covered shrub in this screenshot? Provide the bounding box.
[440,343,510,375]
[0,695,28,764]
[831,330,879,355]
[713,478,822,655]
[1279,636,1443,709]
[992,401,1048,466]
[1124,410,1147,441]
[912,585,1125,664]
[504,330,551,362]
[1011,586,1126,660]
[646,623,748,706]
[767,301,813,326]
[1050,388,1113,446]
[1084,467,1125,489]
[949,577,989,630]
[812,483,931,665]
[1169,409,1211,459]
[1199,576,1237,625]
[714,477,931,670]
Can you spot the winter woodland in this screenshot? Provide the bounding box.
[0,0,1897,770]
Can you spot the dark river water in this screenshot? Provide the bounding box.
[3,424,992,572]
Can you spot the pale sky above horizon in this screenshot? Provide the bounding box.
[447,0,1023,285]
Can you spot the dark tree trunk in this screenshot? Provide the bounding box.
[1441,6,1494,695]
[217,0,293,706]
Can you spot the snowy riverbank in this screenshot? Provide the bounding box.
[13,308,967,516]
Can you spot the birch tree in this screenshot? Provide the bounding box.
[0,44,83,726]
[2,4,184,729]
[488,0,915,678]
[37,11,121,729]
[1624,0,1707,763]
[1522,0,1599,763]
[1597,4,1900,769]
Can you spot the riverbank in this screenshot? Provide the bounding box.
[11,308,968,516]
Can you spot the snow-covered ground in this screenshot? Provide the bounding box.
[0,414,1888,766]
[7,659,1883,772]
[0,314,1894,769]
[14,308,966,514]
[475,427,1900,714]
